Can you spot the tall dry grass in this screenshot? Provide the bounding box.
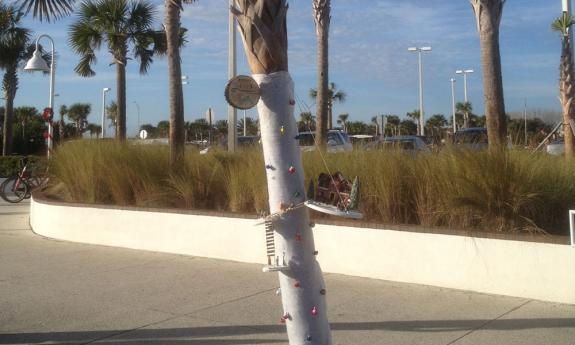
[45,141,575,235]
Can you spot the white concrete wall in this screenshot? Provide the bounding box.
[31,197,575,305]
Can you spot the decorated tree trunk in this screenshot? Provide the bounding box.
[232,1,332,344]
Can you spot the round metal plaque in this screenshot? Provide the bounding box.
[225,75,261,110]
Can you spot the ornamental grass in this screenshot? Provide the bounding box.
[45,140,575,236]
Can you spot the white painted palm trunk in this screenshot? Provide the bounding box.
[253,72,332,345]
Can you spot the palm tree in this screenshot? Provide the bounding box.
[85,123,101,138]
[456,101,473,129]
[312,0,331,147]
[69,0,165,141]
[106,101,118,135]
[310,82,346,131]
[17,0,75,21]
[0,4,31,156]
[552,13,575,159]
[337,113,349,132]
[299,111,315,131]
[66,103,91,137]
[58,105,67,143]
[232,0,331,342]
[164,0,194,169]
[470,0,507,151]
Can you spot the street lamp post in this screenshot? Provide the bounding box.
[451,78,457,133]
[228,0,237,152]
[101,88,110,138]
[408,46,432,136]
[455,69,474,103]
[24,34,55,158]
[133,100,140,134]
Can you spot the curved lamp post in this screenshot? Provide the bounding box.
[25,34,55,157]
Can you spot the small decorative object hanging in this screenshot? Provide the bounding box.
[304,172,363,219]
[224,75,261,110]
[289,99,296,105]
[311,306,318,316]
[313,250,319,255]
[293,191,301,198]
[295,233,302,242]
[320,288,326,295]
[275,288,282,296]
[280,126,285,135]
[280,312,291,323]
[306,335,312,341]
[288,166,296,174]
[265,164,275,170]
[294,281,301,288]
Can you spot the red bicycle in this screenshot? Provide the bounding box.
[0,158,48,203]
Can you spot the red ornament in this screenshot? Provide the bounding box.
[289,99,296,105]
[294,281,301,288]
[288,166,296,174]
[280,312,290,323]
[311,306,318,316]
[295,233,302,242]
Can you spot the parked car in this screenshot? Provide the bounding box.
[296,130,353,153]
[546,139,565,155]
[452,127,488,150]
[364,135,430,153]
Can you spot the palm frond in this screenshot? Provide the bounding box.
[17,0,75,22]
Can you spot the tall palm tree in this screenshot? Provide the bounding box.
[69,0,165,141]
[312,0,330,147]
[552,13,575,159]
[17,0,75,21]
[310,82,346,130]
[337,113,349,132]
[232,0,331,342]
[164,0,194,169]
[106,101,118,134]
[470,0,507,151]
[0,4,31,156]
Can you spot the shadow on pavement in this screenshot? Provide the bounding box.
[1,318,574,344]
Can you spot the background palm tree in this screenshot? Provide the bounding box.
[337,113,349,132]
[470,0,507,151]
[298,111,315,131]
[106,101,118,135]
[85,123,101,138]
[456,101,473,129]
[0,4,31,156]
[312,0,331,147]
[17,0,75,21]
[310,82,346,130]
[58,104,68,143]
[66,103,91,137]
[552,13,575,159]
[164,0,194,169]
[69,0,165,141]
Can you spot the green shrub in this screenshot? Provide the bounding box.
[44,141,575,235]
[0,155,44,177]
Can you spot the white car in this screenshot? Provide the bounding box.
[296,130,353,153]
[546,140,565,155]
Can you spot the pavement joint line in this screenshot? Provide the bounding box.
[444,299,533,345]
[184,287,279,316]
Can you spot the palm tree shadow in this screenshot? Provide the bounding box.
[1,318,574,344]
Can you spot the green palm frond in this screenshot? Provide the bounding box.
[17,0,75,22]
[552,13,575,35]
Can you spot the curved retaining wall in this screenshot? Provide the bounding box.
[31,196,575,305]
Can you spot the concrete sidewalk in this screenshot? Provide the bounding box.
[0,198,574,345]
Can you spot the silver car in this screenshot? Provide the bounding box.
[296,130,353,153]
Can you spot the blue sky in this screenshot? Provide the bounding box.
[14,0,563,136]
